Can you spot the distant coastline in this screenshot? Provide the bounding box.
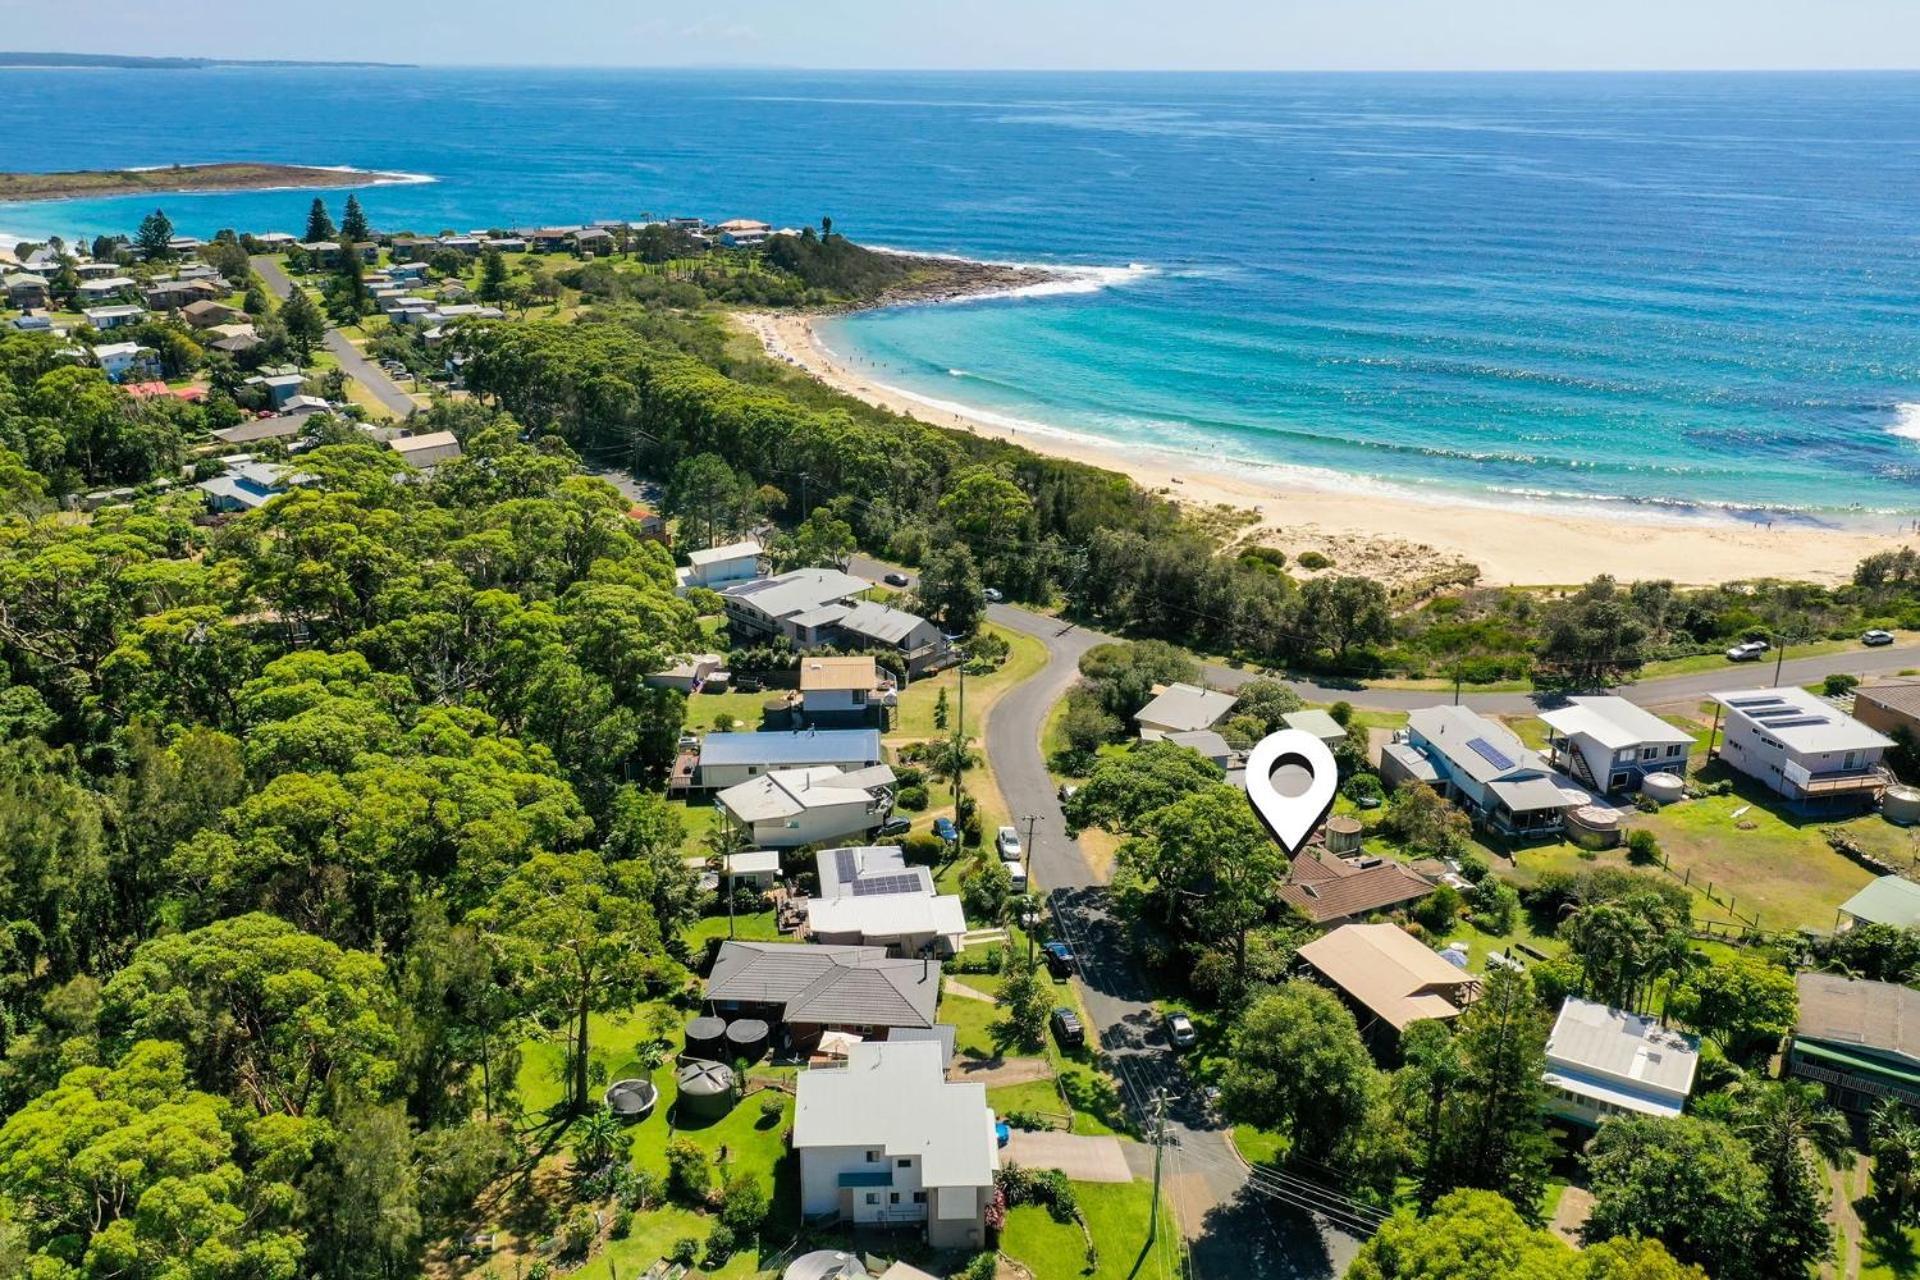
[0,51,411,70]
[0,162,430,205]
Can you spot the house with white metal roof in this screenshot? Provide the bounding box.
[1134,682,1238,741]
[1540,696,1693,795]
[795,1040,997,1249]
[1401,704,1585,839]
[716,764,895,848]
[676,539,764,592]
[806,892,967,958]
[1709,686,1893,811]
[831,600,950,674]
[693,728,882,790]
[721,567,872,642]
[82,303,146,331]
[1542,996,1699,1127]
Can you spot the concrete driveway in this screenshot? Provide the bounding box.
[1001,1130,1134,1183]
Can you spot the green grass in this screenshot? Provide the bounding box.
[687,908,785,946]
[1001,1179,1173,1280]
[1634,635,1902,681]
[990,1077,1071,1121]
[939,986,1004,1062]
[684,690,784,734]
[891,623,1049,740]
[502,998,794,1279]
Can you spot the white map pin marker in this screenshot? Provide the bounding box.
[1244,728,1339,856]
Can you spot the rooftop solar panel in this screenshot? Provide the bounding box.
[835,848,858,881]
[1467,736,1516,771]
[849,873,922,897]
[1727,695,1786,708]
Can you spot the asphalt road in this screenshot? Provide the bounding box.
[250,255,422,420]
[853,551,1920,1276]
[983,597,1368,1277]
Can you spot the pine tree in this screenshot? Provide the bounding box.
[479,248,510,302]
[135,208,175,260]
[305,198,336,243]
[281,287,326,362]
[339,194,370,244]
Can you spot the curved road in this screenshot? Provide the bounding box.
[983,600,1368,1278]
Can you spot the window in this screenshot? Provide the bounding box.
[1642,747,1659,761]
[1667,745,1684,757]
[866,1149,882,1162]
[866,1193,879,1205]
[897,1158,911,1168]
[890,1192,901,1204]
[913,1191,927,1204]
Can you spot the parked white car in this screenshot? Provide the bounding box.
[996,825,1022,859]
[1725,640,1768,662]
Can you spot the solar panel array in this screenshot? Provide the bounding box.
[1466,736,1516,771]
[849,874,923,897]
[834,848,859,882]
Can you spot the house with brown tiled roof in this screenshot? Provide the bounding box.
[1280,850,1437,926]
[1852,681,1920,745]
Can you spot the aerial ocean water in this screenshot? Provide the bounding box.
[3,67,1917,522]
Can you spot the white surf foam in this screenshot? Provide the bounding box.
[1888,402,1920,443]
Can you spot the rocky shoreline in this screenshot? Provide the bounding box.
[846,252,1069,311]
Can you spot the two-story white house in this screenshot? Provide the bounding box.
[794,1040,998,1250]
[1397,704,1583,839]
[1539,695,1695,795]
[1542,996,1699,1128]
[676,539,765,592]
[1710,687,1893,812]
[797,656,897,725]
[715,764,896,848]
[722,568,873,644]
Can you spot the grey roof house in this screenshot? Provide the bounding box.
[706,940,941,1047]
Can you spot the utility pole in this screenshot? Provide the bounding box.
[1021,812,1039,888]
[951,653,968,818]
[1773,629,1790,686]
[1147,1089,1168,1246]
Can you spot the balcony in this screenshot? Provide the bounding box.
[1784,762,1893,796]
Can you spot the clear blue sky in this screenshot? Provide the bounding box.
[15,0,1920,70]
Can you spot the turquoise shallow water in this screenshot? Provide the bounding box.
[4,68,1917,522]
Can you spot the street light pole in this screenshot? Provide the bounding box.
[1147,1089,1168,1246]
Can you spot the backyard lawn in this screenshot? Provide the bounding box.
[481,997,797,1280]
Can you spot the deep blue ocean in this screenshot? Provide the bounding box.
[4,67,1918,522]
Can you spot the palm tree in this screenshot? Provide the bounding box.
[1872,1100,1920,1224]
[1734,1078,1854,1172]
[572,1106,626,1178]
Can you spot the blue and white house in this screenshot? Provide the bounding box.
[1399,704,1583,839]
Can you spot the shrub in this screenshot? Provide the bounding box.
[670,1237,699,1266]
[1296,550,1333,571]
[1329,700,1354,726]
[713,711,738,732]
[718,1172,770,1234]
[665,1137,711,1202]
[896,783,930,811]
[963,1254,997,1280]
[1413,884,1463,933]
[759,1093,784,1123]
[704,1224,737,1267]
[1342,773,1383,804]
[901,831,945,864]
[1625,828,1661,866]
[557,1205,598,1262]
[1824,672,1861,697]
[610,1206,634,1239]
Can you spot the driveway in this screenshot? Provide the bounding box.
[1001,1130,1134,1183]
[250,254,422,420]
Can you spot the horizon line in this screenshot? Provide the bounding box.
[6,58,1920,75]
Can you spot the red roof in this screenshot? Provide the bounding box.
[123,381,169,398]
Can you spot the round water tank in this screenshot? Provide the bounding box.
[1565,805,1623,850]
[685,1015,727,1060]
[725,1017,770,1063]
[1325,815,1364,855]
[1885,785,1920,826]
[783,1251,868,1280]
[675,1059,737,1122]
[1641,772,1686,805]
[603,1078,658,1122]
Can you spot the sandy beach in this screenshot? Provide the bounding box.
[738,311,1911,589]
